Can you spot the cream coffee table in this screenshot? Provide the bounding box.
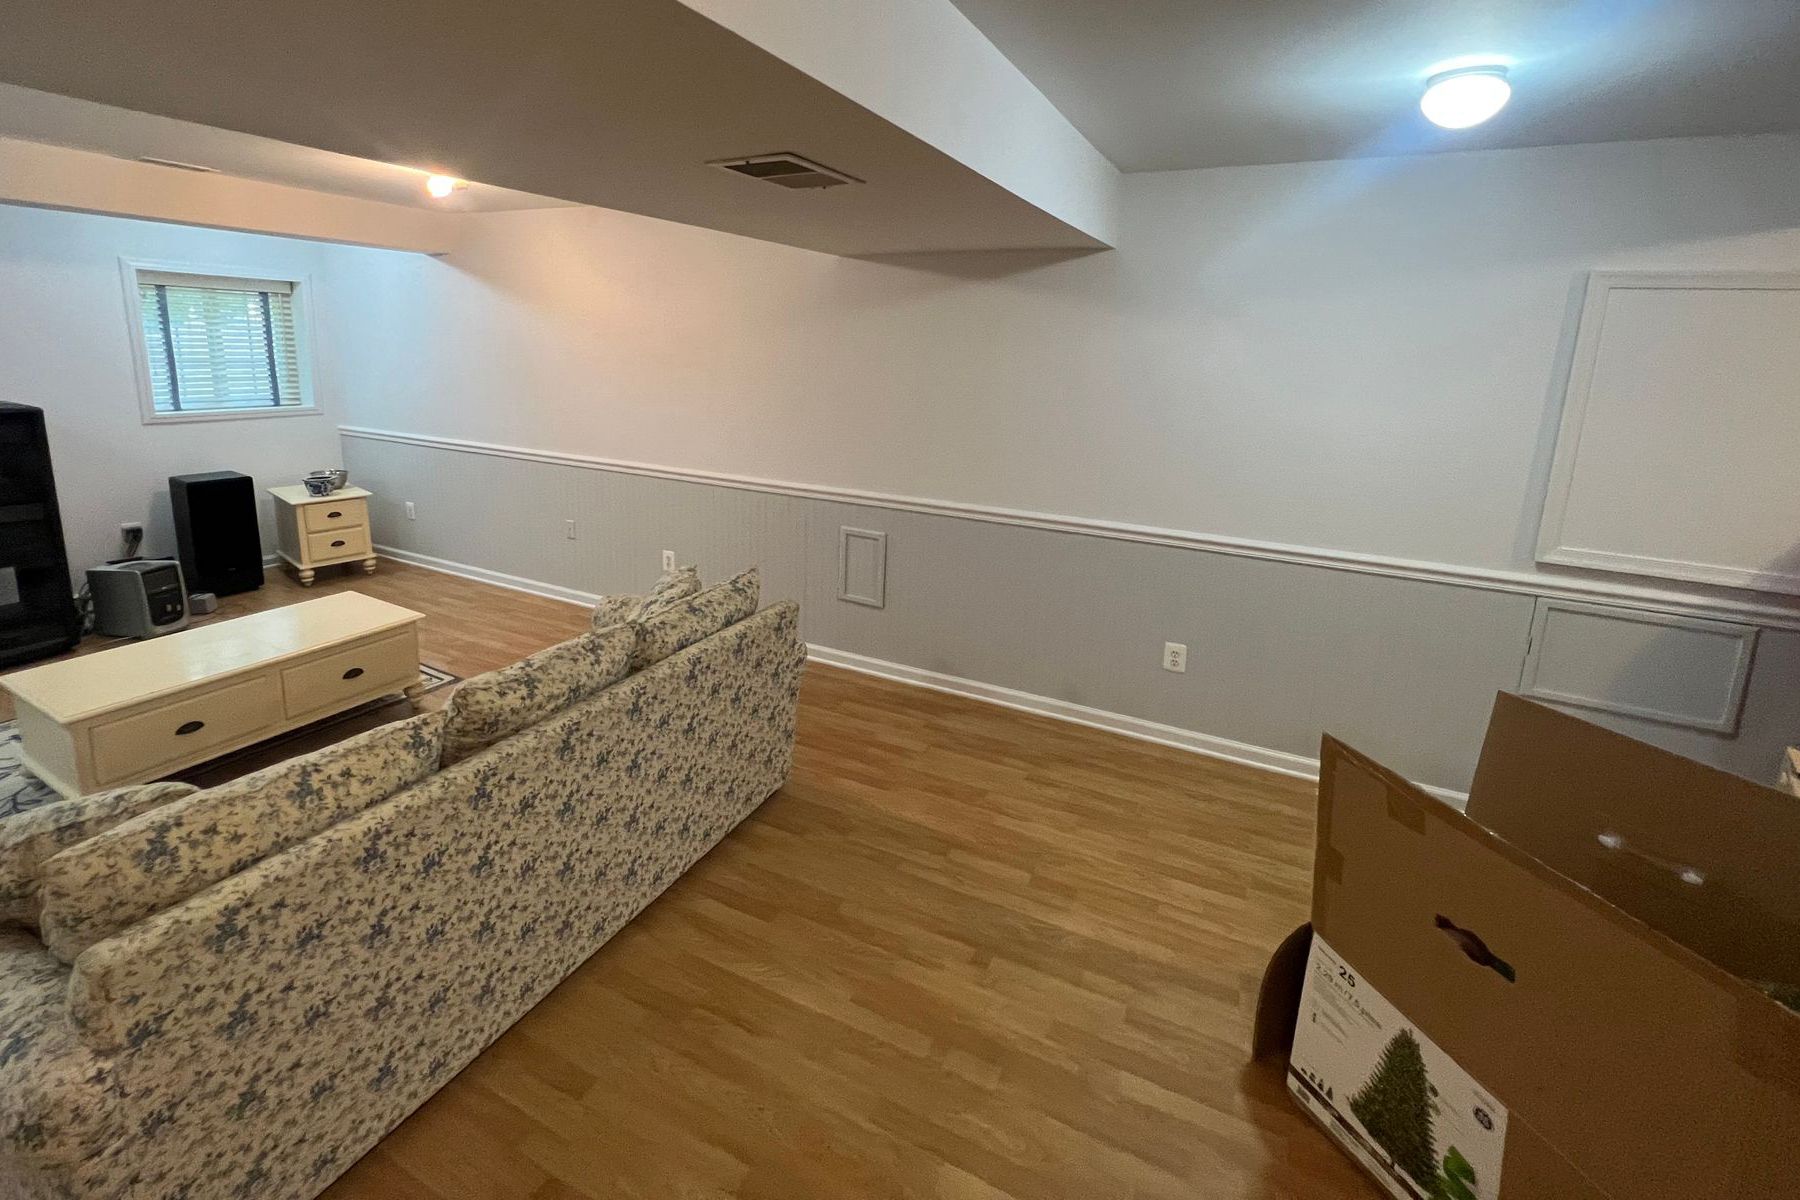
[1,592,424,798]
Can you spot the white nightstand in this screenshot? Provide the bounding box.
[268,485,378,586]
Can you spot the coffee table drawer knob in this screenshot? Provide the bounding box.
[342,667,365,680]
[175,720,206,736]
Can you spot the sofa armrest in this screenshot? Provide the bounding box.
[0,933,119,1179]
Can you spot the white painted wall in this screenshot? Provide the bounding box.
[5,131,1797,787]
[317,131,1800,788]
[0,203,400,573]
[332,132,1800,582]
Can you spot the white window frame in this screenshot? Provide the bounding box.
[119,258,323,426]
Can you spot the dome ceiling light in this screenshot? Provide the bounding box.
[1420,65,1512,130]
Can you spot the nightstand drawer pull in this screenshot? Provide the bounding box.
[330,538,347,548]
[342,666,365,680]
[326,510,343,519]
[175,720,206,736]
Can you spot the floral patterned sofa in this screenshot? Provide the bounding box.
[0,568,802,1200]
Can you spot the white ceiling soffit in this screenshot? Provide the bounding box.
[680,0,1118,246]
[0,85,568,213]
[949,0,1800,172]
[0,137,457,255]
[0,0,1114,256]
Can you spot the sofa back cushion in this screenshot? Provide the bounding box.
[37,710,446,963]
[0,781,196,929]
[441,626,634,766]
[590,594,644,630]
[629,567,760,669]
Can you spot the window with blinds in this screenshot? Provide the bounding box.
[132,270,311,417]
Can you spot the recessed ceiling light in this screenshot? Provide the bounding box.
[1420,65,1511,130]
[424,174,461,199]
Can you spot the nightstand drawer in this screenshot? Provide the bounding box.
[281,631,417,719]
[306,526,371,561]
[303,499,368,533]
[91,674,282,783]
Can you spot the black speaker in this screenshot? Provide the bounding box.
[0,403,81,667]
[170,471,263,596]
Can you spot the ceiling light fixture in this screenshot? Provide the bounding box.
[1420,65,1512,130]
[424,173,461,199]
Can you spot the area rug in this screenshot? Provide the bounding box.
[0,664,459,819]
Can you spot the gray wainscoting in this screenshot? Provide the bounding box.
[341,433,1800,795]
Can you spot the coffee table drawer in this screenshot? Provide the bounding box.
[91,674,282,783]
[282,631,416,719]
[305,526,371,561]
[303,498,367,533]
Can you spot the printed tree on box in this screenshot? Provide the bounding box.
[1350,1028,1439,1190]
[1434,1146,1478,1200]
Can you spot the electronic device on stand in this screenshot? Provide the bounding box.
[86,560,190,638]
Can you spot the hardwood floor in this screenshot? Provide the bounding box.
[9,559,1377,1198]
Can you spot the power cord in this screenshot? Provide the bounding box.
[74,582,94,635]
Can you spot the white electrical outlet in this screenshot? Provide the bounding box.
[404,501,416,520]
[1162,642,1188,673]
[661,549,676,572]
[564,519,577,540]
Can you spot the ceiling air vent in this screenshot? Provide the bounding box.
[710,153,860,190]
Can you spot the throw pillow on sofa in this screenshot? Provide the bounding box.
[441,625,634,766]
[590,564,699,631]
[36,710,447,963]
[629,567,760,670]
[591,594,645,631]
[0,781,196,929]
[635,564,702,620]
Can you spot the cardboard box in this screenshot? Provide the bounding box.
[1253,693,1800,1199]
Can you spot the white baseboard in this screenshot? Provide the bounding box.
[806,643,1317,779]
[378,546,1469,809]
[374,545,601,607]
[806,645,1469,808]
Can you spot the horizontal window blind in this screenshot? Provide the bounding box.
[136,271,305,414]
